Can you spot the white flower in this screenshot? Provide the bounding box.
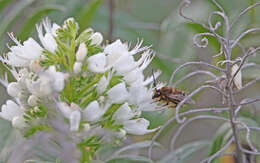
[42,66,65,92]
[104,40,129,66]
[115,129,126,138]
[1,37,43,67]
[26,66,65,96]
[107,82,129,104]
[123,68,144,84]
[36,18,60,53]
[83,101,109,122]
[128,82,156,111]
[113,55,137,75]
[0,100,24,122]
[76,43,87,62]
[87,53,108,73]
[57,102,73,118]
[12,116,26,129]
[231,64,242,89]
[96,73,112,94]
[27,95,39,106]
[89,32,103,45]
[56,101,81,131]
[123,118,159,135]
[113,103,140,123]
[69,110,81,131]
[7,82,22,97]
[73,62,82,74]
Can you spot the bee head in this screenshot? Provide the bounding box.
[152,89,161,99]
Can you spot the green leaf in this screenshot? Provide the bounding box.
[0,0,35,40]
[24,125,51,138]
[18,5,64,41]
[158,140,210,163]
[78,0,103,33]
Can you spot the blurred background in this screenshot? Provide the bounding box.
[1,0,260,162]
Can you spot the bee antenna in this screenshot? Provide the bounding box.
[152,69,157,89]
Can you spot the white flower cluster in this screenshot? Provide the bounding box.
[0,18,160,144]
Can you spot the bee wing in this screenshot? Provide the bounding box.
[167,94,195,105]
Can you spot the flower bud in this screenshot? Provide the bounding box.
[76,43,87,62]
[27,95,39,106]
[69,110,81,131]
[116,129,126,138]
[73,62,82,74]
[89,32,103,45]
[7,82,21,97]
[83,123,91,132]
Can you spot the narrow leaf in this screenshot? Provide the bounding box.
[0,0,35,39]
[78,0,103,32]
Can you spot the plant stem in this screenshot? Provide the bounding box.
[225,26,244,162]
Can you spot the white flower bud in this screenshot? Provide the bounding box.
[76,43,87,62]
[27,95,39,106]
[69,110,81,132]
[7,82,21,97]
[116,129,126,138]
[12,116,26,129]
[0,100,23,121]
[89,32,103,45]
[33,106,41,113]
[73,62,82,74]
[83,123,91,132]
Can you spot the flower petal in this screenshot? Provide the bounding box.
[123,118,158,135]
[87,53,108,73]
[83,101,106,122]
[107,82,129,104]
[113,103,136,123]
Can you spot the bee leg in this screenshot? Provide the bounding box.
[151,97,163,104]
[155,103,168,110]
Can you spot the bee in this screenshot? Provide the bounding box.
[152,70,195,108]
